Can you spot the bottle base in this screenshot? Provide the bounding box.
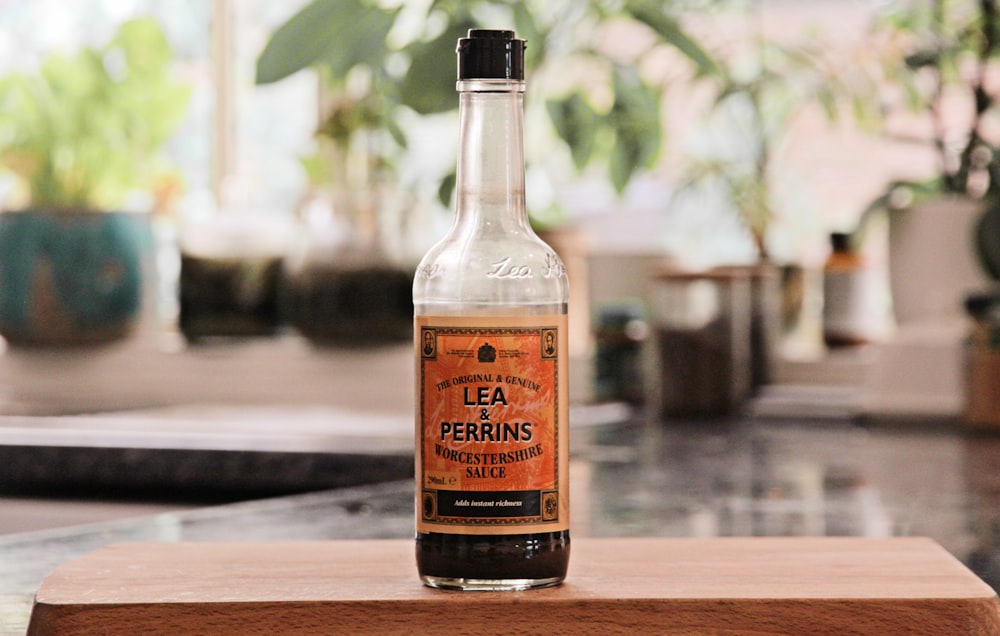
[416,530,570,589]
[421,574,564,591]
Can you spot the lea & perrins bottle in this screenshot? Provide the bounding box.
[412,29,570,591]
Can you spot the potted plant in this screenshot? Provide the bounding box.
[277,84,415,345]
[254,0,714,346]
[663,3,876,387]
[0,18,190,346]
[857,0,1000,324]
[255,0,711,199]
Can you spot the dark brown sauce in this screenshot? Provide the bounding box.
[416,530,570,581]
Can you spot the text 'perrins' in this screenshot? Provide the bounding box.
[440,421,533,443]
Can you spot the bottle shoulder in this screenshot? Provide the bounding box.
[413,231,569,304]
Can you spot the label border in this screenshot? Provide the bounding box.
[416,317,566,533]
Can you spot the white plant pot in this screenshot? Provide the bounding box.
[888,196,989,325]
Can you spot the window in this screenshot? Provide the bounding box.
[0,0,319,218]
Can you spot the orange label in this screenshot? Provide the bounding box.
[416,314,568,535]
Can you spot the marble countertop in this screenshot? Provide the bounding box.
[0,402,629,500]
[3,408,1000,634]
[0,405,417,499]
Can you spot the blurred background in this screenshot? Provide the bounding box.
[0,0,970,371]
[0,0,999,573]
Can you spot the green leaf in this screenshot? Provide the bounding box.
[438,171,456,208]
[546,93,599,172]
[398,16,475,114]
[607,65,661,192]
[386,117,407,149]
[255,0,396,85]
[110,18,173,75]
[317,5,397,82]
[904,48,940,69]
[625,0,721,78]
[814,85,838,121]
[511,2,545,67]
[298,153,333,188]
[609,139,635,194]
[256,0,348,84]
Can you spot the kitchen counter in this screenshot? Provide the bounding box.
[0,405,415,500]
[4,406,1000,634]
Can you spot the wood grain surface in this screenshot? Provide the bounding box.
[27,537,1000,635]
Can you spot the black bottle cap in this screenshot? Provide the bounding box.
[830,232,852,252]
[965,291,1000,319]
[457,29,525,81]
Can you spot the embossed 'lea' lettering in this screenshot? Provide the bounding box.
[486,257,532,279]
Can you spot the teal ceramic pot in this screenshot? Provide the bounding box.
[0,209,145,346]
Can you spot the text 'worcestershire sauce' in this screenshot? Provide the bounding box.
[412,29,570,591]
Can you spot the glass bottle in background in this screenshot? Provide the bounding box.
[412,29,570,591]
[822,232,881,347]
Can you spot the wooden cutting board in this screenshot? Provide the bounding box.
[27,537,1000,635]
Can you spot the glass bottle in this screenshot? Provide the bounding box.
[412,29,570,591]
[822,232,881,347]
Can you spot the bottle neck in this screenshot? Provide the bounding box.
[454,79,527,229]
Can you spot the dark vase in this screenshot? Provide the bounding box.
[283,244,413,346]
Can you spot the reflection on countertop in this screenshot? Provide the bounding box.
[3,406,1000,634]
